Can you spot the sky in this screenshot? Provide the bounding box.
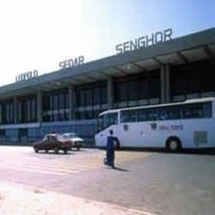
[0,0,214,86]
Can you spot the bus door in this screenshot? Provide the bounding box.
[97,112,118,147]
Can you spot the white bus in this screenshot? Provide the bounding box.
[95,97,215,151]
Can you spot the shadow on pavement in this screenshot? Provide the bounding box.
[114,147,215,156]
[104,166,129,172]
[35,151,75,155]
[112,166,129,172]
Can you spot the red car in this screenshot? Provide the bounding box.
[33,133,72,154]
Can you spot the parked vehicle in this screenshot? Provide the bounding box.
[95,97,215,151]
[33,133,72,154]
[62,133,84,150]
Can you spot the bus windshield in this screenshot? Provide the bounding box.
[98,112,118,132]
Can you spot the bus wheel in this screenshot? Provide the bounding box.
[166,137,181,152]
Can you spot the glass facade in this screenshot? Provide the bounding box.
[0,99,14,124]
[170,60,215,101]
[42,88,69,122]
[0,60,213,125]
[113,70,160,107]
[75,82,107,119]
[17,96,37,123]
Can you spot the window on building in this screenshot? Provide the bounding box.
[80,90,85,106]
[31,98,37,122]
[43,114,50,122]
[100,87,107,104]
[148,78,160,98]
[128,81,138,100]
[138,80,148,99]
[85,89,92,105]
[0,129,5,136]
[18,128,28,137]
[65,93,69,109]
[59,94,65,109]
[53,95,58,110]
[43,95,50,111]
[93,88,100,104]
[170,60,215,100]
[113,72,160,106]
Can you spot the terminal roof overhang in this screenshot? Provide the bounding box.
[0,28,215,99]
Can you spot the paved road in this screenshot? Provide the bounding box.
[0,146,147,176]
[0,146,215,215]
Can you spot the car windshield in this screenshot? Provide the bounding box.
[63,133,78,138]
[56,134,67,141]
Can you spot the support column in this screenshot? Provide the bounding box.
[13,97,18,124]
[37,91,42,123]
[160,65,166,104]
[69,85,75,120]
[165,64,170,103]
[107,77,113,109]
[160,64,170,104]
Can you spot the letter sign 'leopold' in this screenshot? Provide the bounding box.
[59,56,85,69]
[115,28,173,54]
[15,70,38,82]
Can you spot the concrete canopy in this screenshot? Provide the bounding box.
[0,28,215,99]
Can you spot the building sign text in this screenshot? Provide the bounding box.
[59,56,85,69]
[115,28,173,54]
[15,70,38,82]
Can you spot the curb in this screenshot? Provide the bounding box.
[0,181,156,215]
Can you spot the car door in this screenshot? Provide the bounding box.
[42,136,49,149]
[50,136,60,149]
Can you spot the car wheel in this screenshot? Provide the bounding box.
[54,147,59,154]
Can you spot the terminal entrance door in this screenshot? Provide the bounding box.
[18,128,28,145]
[0,129,6,144]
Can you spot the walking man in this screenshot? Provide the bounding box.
[104,129,115,168]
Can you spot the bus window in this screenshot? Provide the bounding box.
[98,112,118,131]
[202,102,212,118]
[121,109,138,123]
[158,105,182,120]
[183,102,212,119]
[137,109,148,121]
[138,108,158,122]
[148,108,159,121]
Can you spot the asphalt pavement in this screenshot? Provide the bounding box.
[0,146,215,215]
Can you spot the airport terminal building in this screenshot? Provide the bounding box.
[0,28,215,145]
